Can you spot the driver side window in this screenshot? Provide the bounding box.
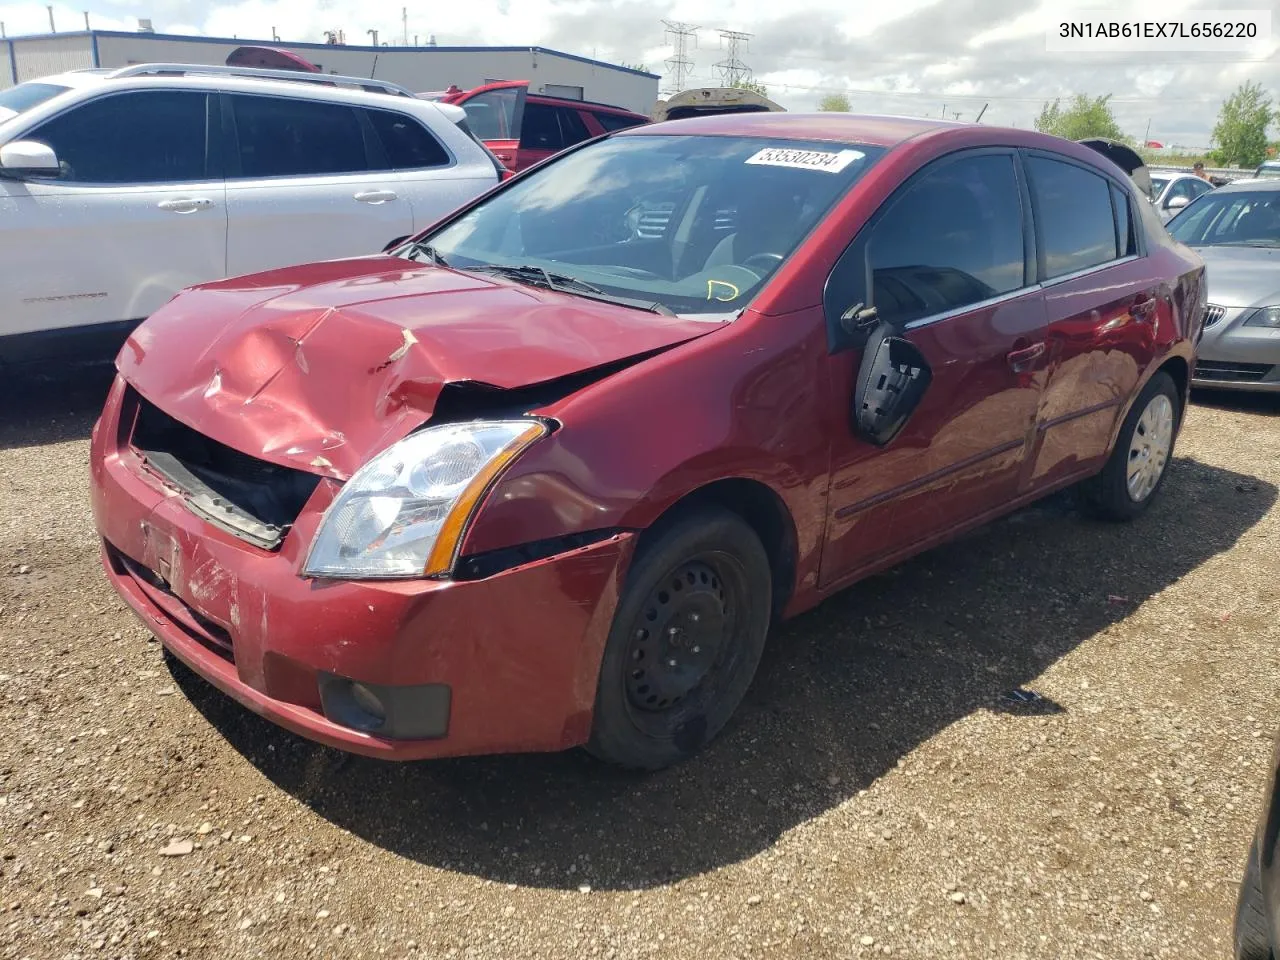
[824,151,1027,342]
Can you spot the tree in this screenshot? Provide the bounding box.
[729,77,768,97]
[1034,93,1126,141]
[1209,81,1275,168]
[819,92,851,112]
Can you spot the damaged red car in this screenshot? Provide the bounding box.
[90,113,1204,770]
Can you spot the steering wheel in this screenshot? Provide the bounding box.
[743,253,785,272]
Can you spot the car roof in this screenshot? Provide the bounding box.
[1214,177,1280,193]
[625,111,971,146]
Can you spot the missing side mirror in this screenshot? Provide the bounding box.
[852,319,933,447]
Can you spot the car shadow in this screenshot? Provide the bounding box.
[0,365,116,449]
[168,455,1275,891]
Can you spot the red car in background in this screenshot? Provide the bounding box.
[421,80,648,171]
[90,113,1204,771]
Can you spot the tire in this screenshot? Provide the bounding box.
[1080,370,1181,521]
[1236,839,1274,960]
[586,506,772,771]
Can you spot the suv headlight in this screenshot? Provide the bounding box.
[303,419,548,579]
[1243,305,1280,328]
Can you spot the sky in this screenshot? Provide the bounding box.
[1,0,1277,149]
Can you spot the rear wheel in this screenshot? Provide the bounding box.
[1236,839,1274,960]
[1081,370,1180,521]
[587,507,772,770]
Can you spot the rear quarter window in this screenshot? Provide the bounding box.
[365,109,450,169]
[595,112,648,132]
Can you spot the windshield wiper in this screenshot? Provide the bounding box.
[467,264,676,316]
[468,263,603,293]
[403,241,450,267]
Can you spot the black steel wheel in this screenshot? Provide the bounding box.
[587,506,772,770]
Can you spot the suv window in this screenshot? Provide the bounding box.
[839,152,1026,327]
[461,89,519,140]
[365,109,449,169]
[1168,178,1197,202]
[520,103,564,150]
[230,94,368,179]
[24,90,208,184]
[595,112,647,132]
[1027,155,1119,279]
[557,107,591,146]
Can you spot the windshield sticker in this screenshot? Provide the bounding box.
[707,280,741,302]
[745,147,865,173]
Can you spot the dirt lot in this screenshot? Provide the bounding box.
[1,371,1278,960]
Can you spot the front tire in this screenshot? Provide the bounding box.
[1236,839,1274,960]
[1081,370,1181,521]
[587,507,772,771]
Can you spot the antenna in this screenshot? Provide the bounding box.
[661,19,699,96]
[974,103,989,123]
[714,29,753,87]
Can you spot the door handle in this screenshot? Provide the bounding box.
[1132,296,1158,322]
[1006,341,1046,372]
[157,197,213,214]
[354,189,398,204]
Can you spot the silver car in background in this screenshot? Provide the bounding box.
[1149,171,1216,222]
[1166,179,1280,392]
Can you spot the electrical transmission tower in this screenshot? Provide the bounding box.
[714,29,753,87]
[661,20,698,95]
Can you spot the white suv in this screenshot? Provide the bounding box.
[0,64,504,365]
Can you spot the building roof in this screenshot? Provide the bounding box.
[3,29,661,80]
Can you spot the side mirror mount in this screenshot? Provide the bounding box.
[851,318,933,447]
[1166,194,1190,211]
[0,140,61,177]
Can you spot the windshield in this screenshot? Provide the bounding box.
[414,134,885,316]
[1168,190,1280,247]
[0,82,70,123]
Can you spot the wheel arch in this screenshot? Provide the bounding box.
[635,477,799,622]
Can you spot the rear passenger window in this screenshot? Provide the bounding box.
[365,109,449,169]
[1027,156,1120,278]
[858,153,1026,326]
[230,95,368,179]
[521,103,564,150]
[596,113,647,132]
[557,108,591,146]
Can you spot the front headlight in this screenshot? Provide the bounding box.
[1243,305,1280,328]
[303,419,548,579]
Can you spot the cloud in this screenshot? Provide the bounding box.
[1,0,1276,146]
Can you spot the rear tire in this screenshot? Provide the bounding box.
[1081,370,1180,521]
[587,506,772,771]
[1236,839,1274,960]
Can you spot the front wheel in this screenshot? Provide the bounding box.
[587,507,772,770]
[1081,370,1181,521]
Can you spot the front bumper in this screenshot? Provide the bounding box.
[1192,306,1280,392]
[90,377,635,760]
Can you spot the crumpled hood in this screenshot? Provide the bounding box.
[119,257,719,479]
[1194,244,1280,308]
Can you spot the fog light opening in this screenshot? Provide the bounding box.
[349,682,387,727]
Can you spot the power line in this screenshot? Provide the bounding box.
[714,29,753,87]
[661,19,698,95]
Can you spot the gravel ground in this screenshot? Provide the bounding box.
[1,371,1278,960]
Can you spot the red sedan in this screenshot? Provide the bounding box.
[90,113,1205,770]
